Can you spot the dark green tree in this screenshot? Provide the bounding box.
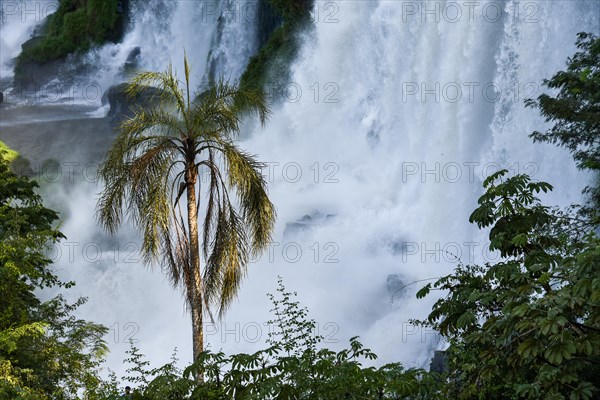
[416,170,600,399]
[17,0,127,67]
[526,32,600,212]
[0,153,108,399]
[100,279,441,399]
[267,0,314,23]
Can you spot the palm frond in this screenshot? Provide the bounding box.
[203,204,249,317]
[230,85,270,127]
[217,206,249,317]
[222,141,276,254]
[127,67,188,128]
[201,152,221,259]
[122,107,186,141]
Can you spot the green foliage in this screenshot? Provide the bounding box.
[16,0,126,67]
[0,155,108,398]
[0,142,18,164]
[90,279,441,399]
[526,32,600,211]
[240,0,314,95]
[240,24,298,94]
[265,278,321,356]
[268,0,313,23]
[416,170,600,399]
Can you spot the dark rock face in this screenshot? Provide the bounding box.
[104,83,161,128]
[124,47,141,72]
[117,0,126,14]
[429,350,448,373]
[284,214,315,236]
[388,240,410,256]
[0,92,3,103]
[258,0,283,48]
[16,34,106,90]
[387,274,405,301]
[283,212,336,237]
[14,44,66,90]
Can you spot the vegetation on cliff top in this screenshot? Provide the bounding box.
[16,0,126,68]
[240,0,314,94]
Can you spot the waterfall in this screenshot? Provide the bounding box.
[1,0,598,376]
[79,0,259,107]
[82,0,219,95]
[223,0,600,365]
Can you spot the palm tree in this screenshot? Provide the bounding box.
[97,56,276,368]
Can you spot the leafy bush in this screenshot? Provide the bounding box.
[0,142,18,163]
[416,170,600,399]
[100,279,441,399]
[0,153,108,399]
[526,32,600,213]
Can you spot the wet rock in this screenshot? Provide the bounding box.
[124,47,141,72]
[15,39,65,90]
[117,0,126,14]
[283,212,336,237]
[258,0,283,48]
[429,350,448,373]
[387,274,405,301]
[104,83,161,128]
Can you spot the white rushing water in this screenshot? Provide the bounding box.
[230,0,600,366]
[78,0,259,107]
[3,0,599,378]
[81,0,219,97]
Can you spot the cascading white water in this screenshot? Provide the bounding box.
[2,0,599,378]
[83,0,218,94]
[205,0,260,79]
[80,0,259,108]
[226,0,600,366]
[0,0,243,105]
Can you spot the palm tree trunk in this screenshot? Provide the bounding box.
[185,160,203,382]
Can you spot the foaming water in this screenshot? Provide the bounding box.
[79,0,257,108]
[2,0,599,377]
[230,0,600,366]
[83,1,209,92]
